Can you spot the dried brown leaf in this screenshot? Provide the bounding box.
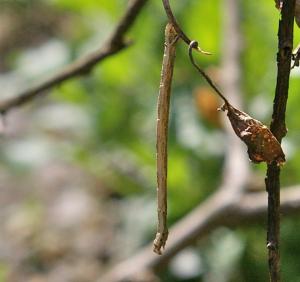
[220,104,285,166]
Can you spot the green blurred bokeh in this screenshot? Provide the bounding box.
[1,0,300,281]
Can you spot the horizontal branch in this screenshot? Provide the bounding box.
[0,0,148,113]
[100,185,300,282]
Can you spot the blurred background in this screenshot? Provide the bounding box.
[1,0,300,281]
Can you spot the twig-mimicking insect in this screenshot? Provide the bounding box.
[153,23,178,255]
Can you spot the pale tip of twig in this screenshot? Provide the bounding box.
[153,241,163,255]
[153,247,162,255]
[153,231,168,255]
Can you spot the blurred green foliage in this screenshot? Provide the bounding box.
[2,0,300,281]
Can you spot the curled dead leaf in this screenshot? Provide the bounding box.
[220,103,285,166]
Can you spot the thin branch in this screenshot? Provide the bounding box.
[153,23,178,255]
[188,41,229,105]
[161,0,191,45]
[161,0,211,54]
[0,0,148,113]
[99,186,300,282]
[266,1,295,281]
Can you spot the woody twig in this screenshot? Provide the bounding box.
[153,23,178,255]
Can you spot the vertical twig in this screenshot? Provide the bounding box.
[153,23,177,255]
[266,1,295,281]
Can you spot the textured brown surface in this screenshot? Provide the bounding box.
[220,104,285,165]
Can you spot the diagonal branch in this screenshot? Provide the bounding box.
[266,1,295,281]
[99,185,300,282]
[0,0,148,113]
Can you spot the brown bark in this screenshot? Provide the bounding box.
[266,1,295,281]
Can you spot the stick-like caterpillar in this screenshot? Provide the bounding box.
[153,23,178,255]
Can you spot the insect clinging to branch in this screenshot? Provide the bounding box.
[153,23,178,255]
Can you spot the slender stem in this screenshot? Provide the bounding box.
[162,0,211,54]
[266,1,295,281]
[153,23,178,255]
[161,0,191,45]
[188,41,229,105]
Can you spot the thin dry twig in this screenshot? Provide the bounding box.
[153,23,178,255]
[0,0,148,113]
[266,1,295,281]
[161,0,211,55]
[161,0,190,45]
[188,41,229,104]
